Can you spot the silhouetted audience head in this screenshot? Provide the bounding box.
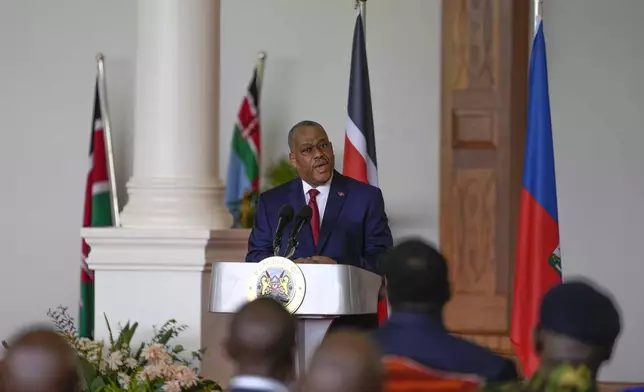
[2,327,78,392]
[299,330,384,392]
[225,297,296,383]
[535,280,621,377]
[382,239,450,313]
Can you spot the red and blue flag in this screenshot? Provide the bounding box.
[510,17,562,378]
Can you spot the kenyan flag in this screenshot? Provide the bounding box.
[79,80,113,339]
[225,63,262,227]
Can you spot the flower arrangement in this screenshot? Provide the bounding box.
[3,306,221,392]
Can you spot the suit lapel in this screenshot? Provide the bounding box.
[317,171,348,253]
[288,179,315,255]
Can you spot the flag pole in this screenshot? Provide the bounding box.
[256,51,267,92]
[95,53,121,228]
[355,0,367,34]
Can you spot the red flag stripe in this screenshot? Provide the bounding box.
[510,189,561,376]
[343,135,368,183]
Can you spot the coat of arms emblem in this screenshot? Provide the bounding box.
[247,256,306,313]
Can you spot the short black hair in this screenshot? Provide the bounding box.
[382,239,450,309]
[288,120,324,150]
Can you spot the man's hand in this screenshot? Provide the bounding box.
[293,256,336,264]
[310,256,336,264]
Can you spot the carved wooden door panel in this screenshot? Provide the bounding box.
[440,0,529,356]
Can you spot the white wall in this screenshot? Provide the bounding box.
[3,0,642,383]
[0,0,441,350]
[0,0,136,343]
[545,0,644,382]
[220,0,441,242]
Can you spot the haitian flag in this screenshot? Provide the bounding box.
[510,17,562,377]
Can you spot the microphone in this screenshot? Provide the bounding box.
[273,204,294,256]
[283,206,313,259]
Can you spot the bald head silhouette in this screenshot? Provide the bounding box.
[2,328,78,392]
[300,330,384,392]
[225,298,296,382]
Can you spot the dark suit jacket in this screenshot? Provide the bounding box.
[229,389,275,392]
[246,171,393,275]
[229,389,281,392]
[373,312,519,382]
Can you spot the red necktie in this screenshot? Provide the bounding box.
[308,188,320,246]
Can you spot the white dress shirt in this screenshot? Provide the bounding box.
[229,375,290,392]
[302,175,332,227]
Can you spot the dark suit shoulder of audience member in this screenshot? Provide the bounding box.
[373,239,518,382]
[375,311,517,381]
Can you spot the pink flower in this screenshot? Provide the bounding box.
[170,365,198,388]
[142,343,170,364]
[161,380,182,392]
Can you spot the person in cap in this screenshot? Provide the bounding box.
[373,239,518,382]
[485,280,621,392]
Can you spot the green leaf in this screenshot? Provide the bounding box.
[134,341,146,361]
[265,157,298,189]
[171,344,184,354]
[104,313,115,347]
[156,328,174,346]
[120,322,139,349]
[77,356,98,388]
[89,375,106,392]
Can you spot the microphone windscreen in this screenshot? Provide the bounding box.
[296,205,313,221]
[278,204,294,221]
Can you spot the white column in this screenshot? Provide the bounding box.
[120,0,231,230]
[82,0,246,378]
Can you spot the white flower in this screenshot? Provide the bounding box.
[162,380,182,392]
[142,343,171,363]
[106,351,123,370]
[118,373,131,389]
[170,364,198,388]
[138,363,167,381]
[125,357,138,369]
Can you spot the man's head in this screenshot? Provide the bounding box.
[300,329,384,392]
[534,280,621,375]
[225,298,296,381]
[382,239,450,313]
[2,328,79,392]
[288,120,335,186]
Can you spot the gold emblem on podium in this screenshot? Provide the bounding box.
[247,256,306,313]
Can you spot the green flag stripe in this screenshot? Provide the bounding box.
[91,192,112,226]
[232,124,259,181]
[79,282,94,338]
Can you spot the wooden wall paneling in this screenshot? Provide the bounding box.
[440,0,529,351]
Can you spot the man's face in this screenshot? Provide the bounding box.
[289,125,335,186]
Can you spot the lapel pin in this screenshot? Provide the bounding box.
[338,192,345,197]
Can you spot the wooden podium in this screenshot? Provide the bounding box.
[208,259,381,373]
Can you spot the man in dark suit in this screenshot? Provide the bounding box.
[226,298,296,392]
[374,239,519,382]
[246,120,393,329]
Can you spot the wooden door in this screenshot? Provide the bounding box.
[440,0,529,356]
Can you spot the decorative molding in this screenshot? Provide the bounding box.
[82,228,250,272]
